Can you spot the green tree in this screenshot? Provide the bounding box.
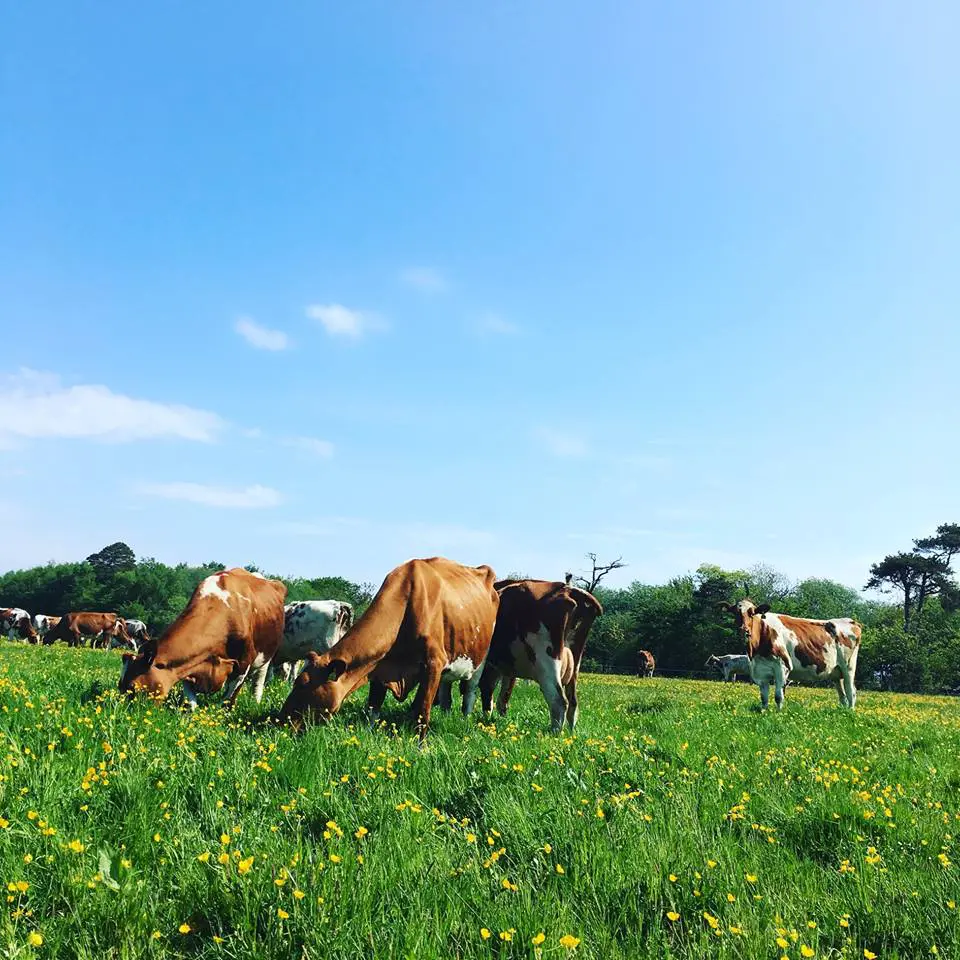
[866,552,952,632]
[85,542,136,581]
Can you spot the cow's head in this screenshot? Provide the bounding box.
[119,648,238,700]
[278,651,350,726]
[718,599,769,644]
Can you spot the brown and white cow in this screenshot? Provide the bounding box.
[279,557,499,739]
[1,608,32,641]
[119,568,286,708]
[719,599,862,709]
[637,649,656,678]
[478,579,603,731]
[1,608,37,643]
[43,612,131,649]
[31,614,61,641]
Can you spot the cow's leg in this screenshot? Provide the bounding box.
[496,675,517,716]
[758,680,770,709]
[460,662,486,716]
[773,663,786,710]
[181,681,199,711]
[436,681,453,712]
[250,660,272,703]
[479,663,500,717]
[367,681,389,722]
[533,654,567,732]
[564,673,580,729]
[839,669,856,709]
[222,666,252,708]
[411,654,445,742]
[834,678,847,706]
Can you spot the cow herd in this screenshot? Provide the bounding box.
[2,556,865,733]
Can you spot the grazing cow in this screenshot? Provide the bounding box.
[42,612,131,649]
[705,653,752,682]
[1,608,31,640]
[637,649,656,678]
[478,579,603,731]
[119,569,286,708]
[31,614,61,641]
[279,557,499,739]
[121,619,150,650]
[719,599,862,709]
[271,601,355,683]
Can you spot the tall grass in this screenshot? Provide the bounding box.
[0,644,957,959]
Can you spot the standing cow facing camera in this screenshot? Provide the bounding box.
[719,599,862,709]
[119,568,286,709]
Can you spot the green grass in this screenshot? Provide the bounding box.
[0,645,958,959]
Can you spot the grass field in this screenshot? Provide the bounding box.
[0,645,957,959]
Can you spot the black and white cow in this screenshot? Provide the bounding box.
[270,600,355,682]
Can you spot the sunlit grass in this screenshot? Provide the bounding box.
[0,644,957,959]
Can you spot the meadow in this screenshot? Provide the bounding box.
[0,645,957,960]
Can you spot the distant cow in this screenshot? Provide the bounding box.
[119,569,286,708]
[478,579,603,731]
[1,608,32,641]
[31,614,61,640]
[637,649,656,678]
[122,619,150,649]
[43,612,131,649]
[271,600,355,683]
[705,653,751,682]
[719,599,862,709]
[279,557,499,739]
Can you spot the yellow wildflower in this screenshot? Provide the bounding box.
[560,934,581,949]
[27,932,43,947]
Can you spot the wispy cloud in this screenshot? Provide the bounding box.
[234,316,289,351]
[476,313,521,336]
[0,369,223,445]
[282,436,335,458]
[534,427,589,459]
[399,267,447,293]
[306,303,384,339]
[269,516,493,549]
[139,482,282,509]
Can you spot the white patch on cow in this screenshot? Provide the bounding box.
[181,680,199,711]
[251,651,269,669]
[442,655,476,681]
[197,575,232,606]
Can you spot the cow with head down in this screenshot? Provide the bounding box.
[279,557,499,740]
[1,608,37,643]
[719,599,862,709]
[43,612,131,649]
[119,568,286,709]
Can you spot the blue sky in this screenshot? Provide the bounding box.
[2,2,957,591]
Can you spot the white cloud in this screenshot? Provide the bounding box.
[306,303,383,339]
[234,316,289,351]
[399,267,447,293]
[476,313,521,336]
[0,369,223,444]
[534,427,589,459]
[282,436,335,458]
[139,482,283,509]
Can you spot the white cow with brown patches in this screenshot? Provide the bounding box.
[719,599,862,710]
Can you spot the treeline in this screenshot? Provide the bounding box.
[2,539,959,695]
[0,543,373,637]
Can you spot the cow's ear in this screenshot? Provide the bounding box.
[755,603,770,615]
[326,659,347,682]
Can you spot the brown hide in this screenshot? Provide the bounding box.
[279,557,499,737]
[119,569,286,700]
[637,649,656,676]
[43,612,127,648]
[480,579,603,724]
